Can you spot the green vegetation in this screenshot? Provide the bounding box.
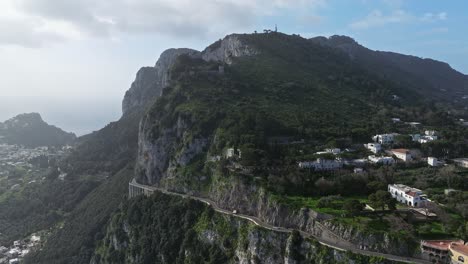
[25,165,134,264]
[11,32,468,263]
[0,173,99,245]
[0,113,75,148]
[137,32,468,246]
[91,192,404,264]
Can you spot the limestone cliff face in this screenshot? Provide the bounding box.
[122,35,257,115]
[121,67,158,115]
[134,35,258,184]
[205,176,413,256]
[122,48,200,115]
[94,193,399,264]
[202,34,258,64]
[135,114,203,185]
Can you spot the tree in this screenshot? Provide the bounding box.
[315,178,335,196]
[367,181,386,192]
[342,199,364,217]
[393,135,413,148]
[368,190,393,211]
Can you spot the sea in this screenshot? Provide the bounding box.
[0,96,122,136]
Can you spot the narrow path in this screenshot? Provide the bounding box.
[129,179,430,264]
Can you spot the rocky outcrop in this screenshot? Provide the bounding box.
[135,114,186,185]
[122,35,258,115]
[202,35,258,64]
[203,176,414,256]
[122,48,200,115]
[121,67,158,115]
[95,193,400,264]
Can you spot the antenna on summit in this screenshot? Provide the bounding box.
[275,24,278,32]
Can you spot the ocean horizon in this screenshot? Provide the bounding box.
[0,96,122,136]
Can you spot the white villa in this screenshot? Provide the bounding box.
[411,131,438,144]
[298,158,343,171]
[373,134,396,145]
[391,149,412,162]
[316,148,341,155]
[388,184,428,207]
[365,143,381,154]
[368,155,395,165]
[453,158,468,168]
[226,148,242,159]
[427,157,442,167]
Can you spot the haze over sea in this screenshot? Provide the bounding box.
[0,96,121,136]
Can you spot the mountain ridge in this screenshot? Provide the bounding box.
[122,33,468,117]
[309,35,468,103]
[0,112,76,147]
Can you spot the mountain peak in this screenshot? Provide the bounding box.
[0,112,76,147]
[328,35,358,45]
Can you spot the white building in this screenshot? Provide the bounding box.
[298,158,343,171]
[354,168,364,174]
[453,158,468,168]
[419,136,438,144]
[391,149,412,162]
[410,134,421,142]
[315,148,341,155]
[9,259,20,264]
[326,148,341,155]
[368,155,395,165]
[373,134,395,144]
[365,143,381,154]
[406,122,422,127]
[427,157,441,167]
[388,184,427,207]
[225,148,241,159]
[414,130,439,144]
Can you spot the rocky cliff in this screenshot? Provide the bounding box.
[122,48,200,115]
[93,192,400,264]
[122,34,257,115]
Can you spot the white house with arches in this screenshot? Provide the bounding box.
[388,184,428,207]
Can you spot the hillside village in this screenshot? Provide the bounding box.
[214,115,468,263]
[128,110,468,263]
[0,233,44,264]
[0,144,71,193]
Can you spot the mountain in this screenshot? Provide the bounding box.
[25,33,468,264]
[309,35,468,104]
[0,113,76,147]
[121,35,257,116]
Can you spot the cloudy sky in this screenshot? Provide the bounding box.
[0,0,466,135]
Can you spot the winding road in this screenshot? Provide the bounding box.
[129,179,430,264]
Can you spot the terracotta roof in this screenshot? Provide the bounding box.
[406,191,418,197]
[450,243,468,256]
[392,149,409,154]
[422,240,464,251]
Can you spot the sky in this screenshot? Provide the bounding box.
[0,0,467,135]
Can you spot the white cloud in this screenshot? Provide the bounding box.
[0,0,325,48]
[350,9,411,30]
[350,9,448,30]
[421,12,448,22]
[417,27,449,36]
